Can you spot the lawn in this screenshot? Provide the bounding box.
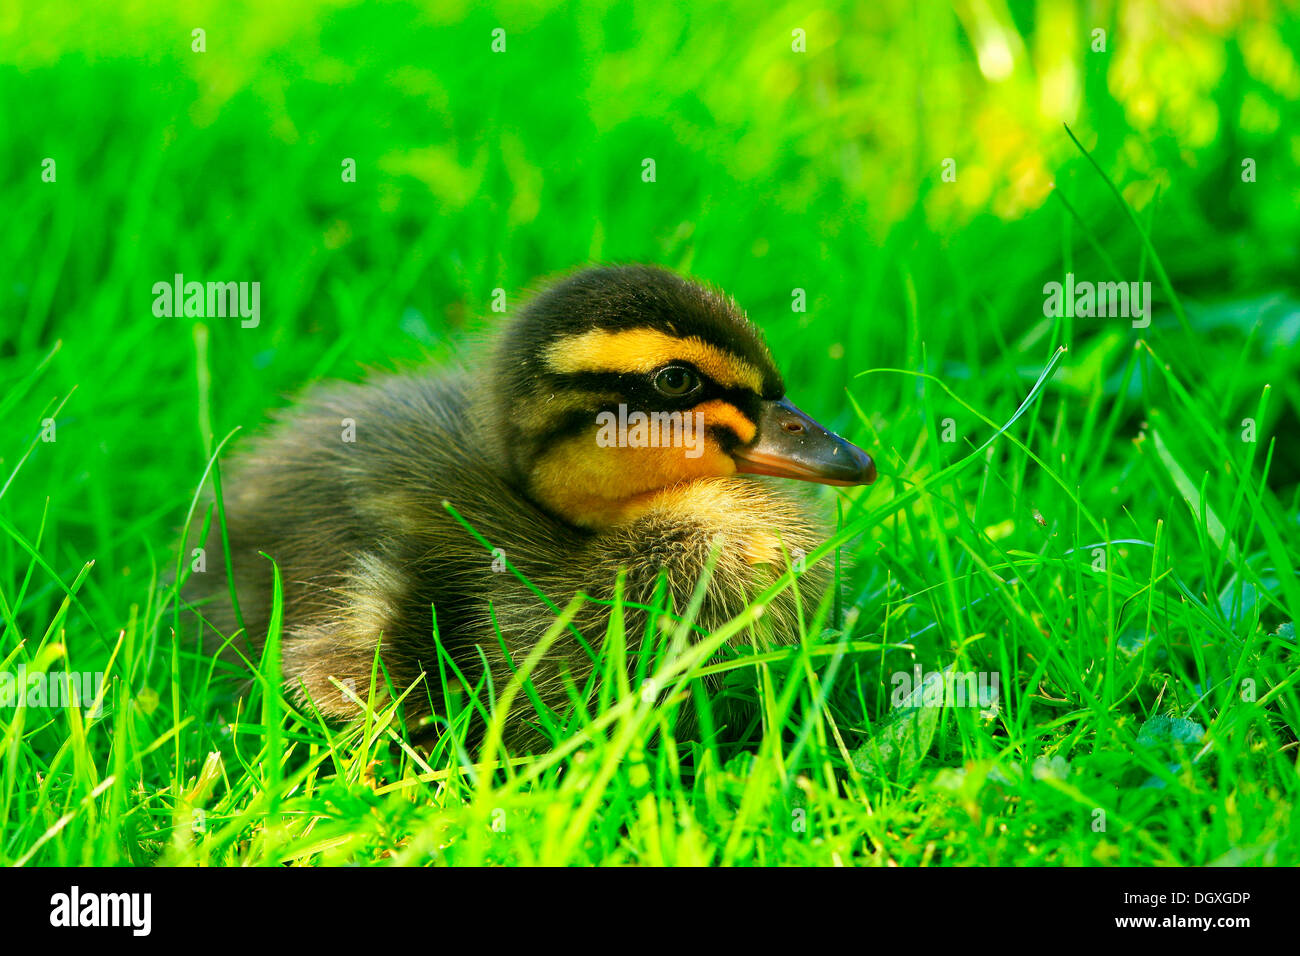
[2,0,1298,866]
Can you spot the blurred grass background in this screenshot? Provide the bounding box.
[2,0,1299,866]
[4,0,1299,509]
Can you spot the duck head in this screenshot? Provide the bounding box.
[491,265,876,529]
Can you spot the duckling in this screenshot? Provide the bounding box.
[185,265,875,750]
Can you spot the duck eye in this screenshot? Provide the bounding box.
[653,365,700,397]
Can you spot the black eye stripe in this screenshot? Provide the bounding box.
[542,364,708,396]
[547,371,759,409]
[528,375,762,452]
[534,408,608,446]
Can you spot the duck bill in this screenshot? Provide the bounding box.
[733,398,876,486]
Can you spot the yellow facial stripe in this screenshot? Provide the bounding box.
[531,433,736,529]
[543,328,764,392]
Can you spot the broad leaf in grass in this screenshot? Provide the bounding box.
[852,665,947,779]
[1216,566,1282,632]
[1136,715,1206,749]
[1032,755,1070,781]
[1144,427,1233,561]
[1136,715,1207,789]
[1185,293,1300,357]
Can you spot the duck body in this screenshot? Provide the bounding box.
[187,266,875,748]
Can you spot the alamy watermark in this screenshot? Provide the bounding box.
[0,667,104,716]
[595,405,706,459]
[891,666,1000,708]
[49,886,151,936]
[1043,273,1153,328]
[152,273,260,328]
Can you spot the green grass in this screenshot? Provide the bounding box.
[2,0,1299,866]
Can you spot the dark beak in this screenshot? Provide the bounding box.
[733,398,876,486]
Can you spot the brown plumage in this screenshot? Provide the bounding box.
[185,265,875,750]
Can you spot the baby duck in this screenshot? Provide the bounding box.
[187,265,875,749]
